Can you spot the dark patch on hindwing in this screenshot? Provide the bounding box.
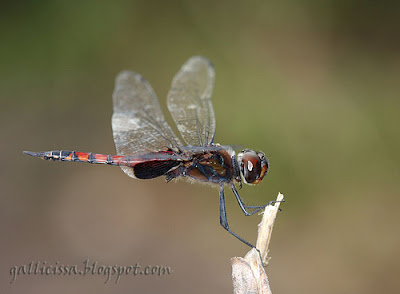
[133,160,180,179]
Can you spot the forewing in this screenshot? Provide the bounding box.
[112,71,182,178]
[167,56,216,146]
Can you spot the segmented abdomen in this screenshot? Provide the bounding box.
[24,150,124,166]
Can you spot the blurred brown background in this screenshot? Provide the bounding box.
[1,1,400,293]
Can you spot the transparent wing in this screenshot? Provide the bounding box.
[112,71,182,178]
[167,56,216,146]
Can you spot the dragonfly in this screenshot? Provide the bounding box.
[24,56,274,249]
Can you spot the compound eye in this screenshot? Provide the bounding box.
[240,151,262,184]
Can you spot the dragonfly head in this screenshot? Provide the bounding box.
[237,149,269,185]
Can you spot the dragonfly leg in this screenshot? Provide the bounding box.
[219,185,255,248]
[230,184,283,216]
[220,185,275,266]
[165,165,187,183]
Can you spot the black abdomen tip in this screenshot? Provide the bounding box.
[23,151,45,157]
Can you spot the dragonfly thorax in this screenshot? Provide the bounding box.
[237,150,268,185]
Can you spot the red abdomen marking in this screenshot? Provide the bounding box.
[23,150,125,166]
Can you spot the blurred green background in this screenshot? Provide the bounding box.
[1,1,399,293]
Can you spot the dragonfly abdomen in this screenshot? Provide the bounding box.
[23,150,124,166]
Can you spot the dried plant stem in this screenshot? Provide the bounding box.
[231,193,284,294]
